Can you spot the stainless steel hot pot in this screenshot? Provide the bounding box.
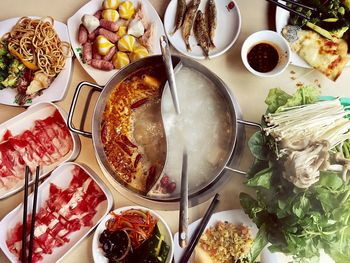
[67,55,260,210]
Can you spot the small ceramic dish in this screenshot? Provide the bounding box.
[241,30,291,77]
[92,205,174,263]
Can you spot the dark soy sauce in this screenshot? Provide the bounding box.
[247,42,279,73]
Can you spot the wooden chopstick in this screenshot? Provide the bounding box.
[266,0,311,20]
[283,0,317,11]
[22,166,30,263]
[179,193,220,263]
[28,166,40,263]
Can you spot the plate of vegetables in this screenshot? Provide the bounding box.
[240,85,350,262]
[92,206,173,263]
[275,0,350,68]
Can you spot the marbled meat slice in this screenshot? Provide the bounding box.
[9,136,42,170]
[0,142,24,189]
[0,141,25,176]
[31,124,62,161]
[20,131,53,166]
[0,142,16,178]
[34,113,73,157]
[6,166,107,262]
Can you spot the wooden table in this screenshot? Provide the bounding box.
[1,1,348,262]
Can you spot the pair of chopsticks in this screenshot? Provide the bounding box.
[22,166,40,263]
[179,193,220,263]
[266,0,317,19]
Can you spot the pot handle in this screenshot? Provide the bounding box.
[225,119,262,175]
[67,81,103,138]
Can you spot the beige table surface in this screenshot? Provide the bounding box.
[0,0,348,262]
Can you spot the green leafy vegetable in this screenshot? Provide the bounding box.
[240,86,350,262]
[277,85,320,111]
[248,132,269,161]
[288,0,350,40]
[264,86,320,114]
[246,167,273,189]
[264,88,291,113]
[247,224,268,263]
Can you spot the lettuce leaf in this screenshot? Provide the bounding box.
[265,88,291,113]
[265,86,320,114]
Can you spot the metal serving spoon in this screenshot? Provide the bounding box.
[159,35,188,248]
[160,35,181,115]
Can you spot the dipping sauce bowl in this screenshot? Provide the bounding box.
[241,30,291,77]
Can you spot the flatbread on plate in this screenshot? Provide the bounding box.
[282,26,349,81]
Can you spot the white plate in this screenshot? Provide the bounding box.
[275,2,350,68]
[164,0,241,60]
[275,2,310,68]
[0,102,80,200]
[92,206,174,263]
[173,209,281,263]
[67,0,165,86]
[0,162,113,263]
[0,17,72,106]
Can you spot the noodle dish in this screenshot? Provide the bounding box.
[0,17,71,105]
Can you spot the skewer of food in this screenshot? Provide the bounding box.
[0,17,71,105]
[77,0,154,71]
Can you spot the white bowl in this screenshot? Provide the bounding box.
[92,206,174,263]
[241,30,290,77]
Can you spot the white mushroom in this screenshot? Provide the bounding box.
[283,140,330,188]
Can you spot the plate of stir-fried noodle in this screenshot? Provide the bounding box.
[0,16,72,106]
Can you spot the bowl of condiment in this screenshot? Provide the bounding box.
[241,30,290,77]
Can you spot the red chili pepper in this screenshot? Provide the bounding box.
[131,98,148,109]
[101,125,107,144]
[117,141,133,156]
[146,166,157,190]
[134,153,142,168]
[121,135,137,148]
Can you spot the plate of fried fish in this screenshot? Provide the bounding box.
[164,0,241,59]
